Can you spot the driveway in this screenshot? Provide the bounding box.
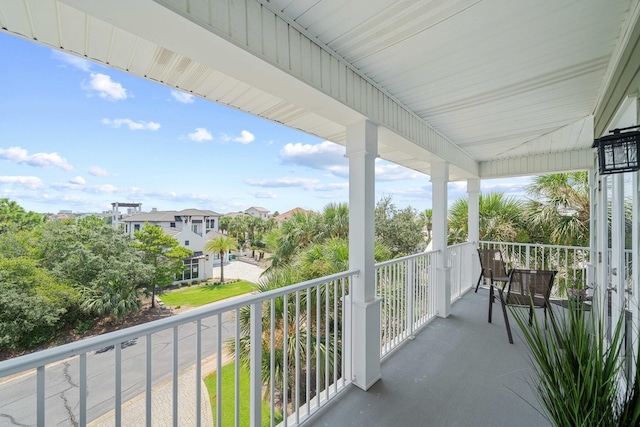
[212,258,266,284]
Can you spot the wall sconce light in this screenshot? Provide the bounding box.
[205,254,210,261]
[593,125,640,175]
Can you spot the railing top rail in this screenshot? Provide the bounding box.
[374,249,439,268]
[446,241,476,250]
[0,269,358,377]
[480,241,590,251]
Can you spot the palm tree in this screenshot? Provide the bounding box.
[320,203,349,240]
[419,208,433,245]
[218,216,231,235]
[448,192,526,244]
[205,235,239,283]
[524,172,589,246]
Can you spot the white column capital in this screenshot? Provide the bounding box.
[467,178,480,194]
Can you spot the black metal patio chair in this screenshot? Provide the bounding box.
[476,248,510,292]
[488,269,557,344]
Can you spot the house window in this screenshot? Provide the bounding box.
[185,240,190,246]
[134,224,140,231]
[170,222,176,228]
[178,259,199,281]
[206,219,216,229]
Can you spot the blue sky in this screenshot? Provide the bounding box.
[0,32,531,215]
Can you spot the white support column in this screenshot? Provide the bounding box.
[346,120,381,391]
[431,162,451,318]
[467,178,481,289]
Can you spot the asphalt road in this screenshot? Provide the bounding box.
[0,260,265,426]
[0,311,236,426]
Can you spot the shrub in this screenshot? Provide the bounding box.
[512,301,640,426]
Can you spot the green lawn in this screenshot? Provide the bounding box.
[204,363,282,426]
[158,281,256,307]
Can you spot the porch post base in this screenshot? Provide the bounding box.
[351,297,382,391]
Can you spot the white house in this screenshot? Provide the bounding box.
[123,208,224,284]
[244,206,270,220]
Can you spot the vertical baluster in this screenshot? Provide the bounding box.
[295,291,300,425]
[333,279,338,394]
[316,285,321,409]
[37,366,44,427]
[116,342,122,426]
[283,295,289,427]
[340,277,346,388]
[146,334,152,427]
[234,309,240,427]
[270,299,275,427]
[250,302,262,427]
[407,257,415,336]
[306,287,311,417]
[325,281,330,401]
[80,354,87,427]
[172,327,178,426]
[216,314,222,427]
[196,320,202,427]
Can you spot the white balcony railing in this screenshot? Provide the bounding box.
[376,250,438,358]
[479,241,591,296]
[0,243,484,426]
[0,270,357,427]
[447,242,476,301]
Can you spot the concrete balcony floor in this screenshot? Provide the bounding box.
[306,288,551,427]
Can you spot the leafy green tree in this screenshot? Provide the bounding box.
[35,218,152,293]
[448,192,527,244]
[0,198,44,232]
[132,223,192,307]
[205,235,239,283]
[0,257,79,351]
[375,195,424,257]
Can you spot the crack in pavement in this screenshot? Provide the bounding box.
[61,362,79,427]
[0,413,30,427]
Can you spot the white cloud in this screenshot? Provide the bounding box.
[88,166,116,177]
[52,182,118,194]
[245,177,319,188]
[0,176,44,189]
[233,130,255,144]
[0,146,73,171]
[188,128,213,142]
[375,161,425,181]
[312,182,349,191]
[221,130,256,144]
[52,50,92,72]
[102,118,161,131]
[170,90,195,104]
[84,73,128,101]
[69,176,86,185]
[280,141,347,174]
[249,190,277,199]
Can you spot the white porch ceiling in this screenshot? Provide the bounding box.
[0,0,638,180]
